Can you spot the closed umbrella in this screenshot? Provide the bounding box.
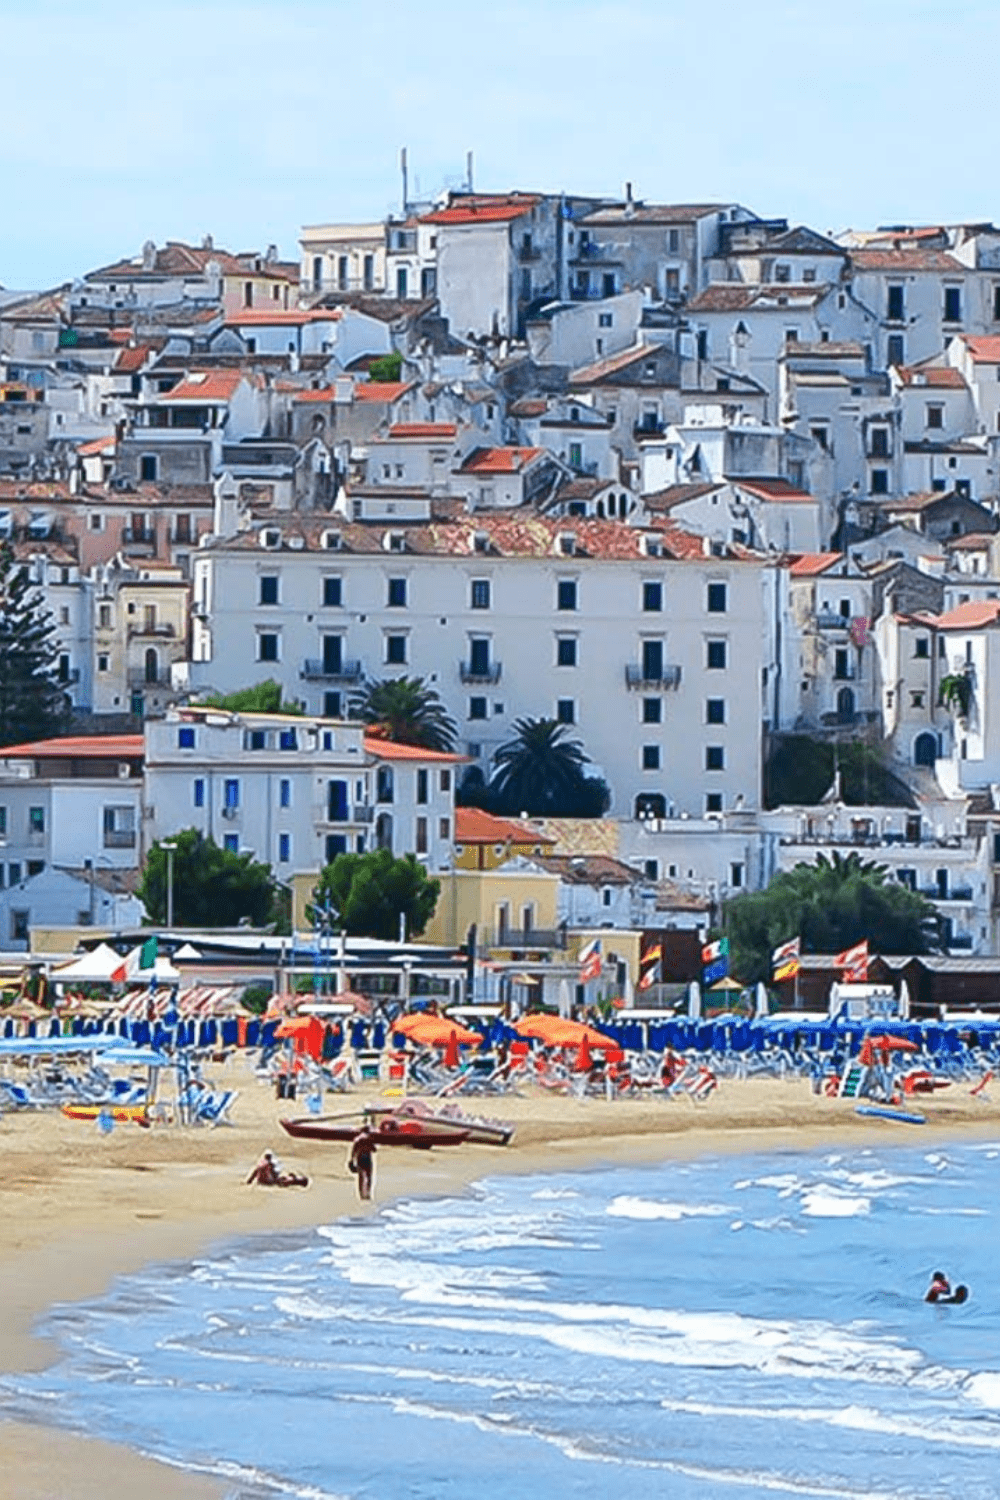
[574,1034,594,1072]
[443,1029,461,1069]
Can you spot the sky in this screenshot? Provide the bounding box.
[2,0,1000,289]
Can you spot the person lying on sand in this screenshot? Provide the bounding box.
[246,1150,309,1189]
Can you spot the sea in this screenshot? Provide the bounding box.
[2,1139,999,1500]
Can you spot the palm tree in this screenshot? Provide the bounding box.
[489,717,602,816]
[350,676,457,752]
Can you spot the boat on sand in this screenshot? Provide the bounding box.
[364,1098,514,1146]
[280,1114,469,1148]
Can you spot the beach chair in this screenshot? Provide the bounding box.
[192,1088,238,1126]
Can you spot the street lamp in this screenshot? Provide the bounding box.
[161,841,177,931]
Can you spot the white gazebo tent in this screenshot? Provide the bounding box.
[51,943,128,985]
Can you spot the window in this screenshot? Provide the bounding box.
[556,699,575,724]
[387,576,407,607]
[416,768,428,804]
[706,698,726,724]
[248,729,266,751]
[279,778,291,808]
[279,729,297,751]
[926,404,944,430]
[887,284,905,321]
[707,639,727,669]
[385,634,407,664]
[8,863,21,888]
[415,817,428,855]
[323,691,342,718]
[440,769,451,793]
[642,744,660,770]
[193,778,205,808]
[259,574,279,605]
[730,862,744,889]
[915,637,929,658]
[89,513,104,532]
[470,578,491,610]
[705,745,725,770]
[468,637,491,675]
[322,576,342,607]
[11,910,29,943]
[0,808,6,836]
[139,454,158,482]
[810,425,829,452]
[177,726,196,749]
[705,792,723,813]
[643,581,662,612]
[438,816,450,841]
[29,806,45,833]
[598,311,613,328]
[468,696,487,720]
[224,834,239,854]
[870,427,890,458]
[258,632,279,662]
[557,579,578,611]
[556,636,577,667]
[642,698,661,724]
[707,582,727,613]
[224,779,240,810]
[644,859,659,881]
[834,648,851,680]
[278,833,291,863]
[887,333,905,366]
[944,286,962,323]
[326,833,348,862]
[642,639,663,680]
[870,469,889,495]
[910,690,926,708]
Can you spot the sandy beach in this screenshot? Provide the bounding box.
[2,1059,999,1499]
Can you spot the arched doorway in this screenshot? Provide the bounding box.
[144,647,159,684]
[835,686,855,724]
[914,731,939,767]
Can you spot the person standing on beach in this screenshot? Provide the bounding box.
[348,1126,377,1201]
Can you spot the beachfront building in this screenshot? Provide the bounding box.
[143,707,460,879]
[186,513,783,820]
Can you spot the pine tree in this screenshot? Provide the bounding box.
[0,544,69,747]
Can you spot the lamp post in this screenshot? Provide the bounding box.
[162,841,177,931]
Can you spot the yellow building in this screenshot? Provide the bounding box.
[453,807,556,871]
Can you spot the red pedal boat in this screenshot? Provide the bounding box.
[279,1115,469,1148]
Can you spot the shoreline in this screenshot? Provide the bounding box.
[2,1063,999,1499]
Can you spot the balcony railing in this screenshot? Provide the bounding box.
[816,612,852,630]
[352,805,374,824]
[127,669,171,688]
[459,660,502,684]
[923,885,975,902]
[121,527,156,549]
[633,420,667,439]
[485,926,568,950]
[301,658,363,681]
[625,663,682,690]
[127,622,176,639]
[103,829,137,849]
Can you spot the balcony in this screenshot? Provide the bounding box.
[816,612,852,630]
[301,658,363,681]
[633,420,667,440]
[103,829,137,849]
[460,660,502,684]
[485,926,568,951]
[352,805,374,824]
[127,622,176,640]
[127,669,171,688]
[121,526,156,552]
[625,663,682,690]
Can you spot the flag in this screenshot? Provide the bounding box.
[703,958,729,986]
[771,936,800,982]
[637,940,662,991]
[701,937,729,966]
[834,940,868,982]
[578,938,602,983]
[110,936,158,985]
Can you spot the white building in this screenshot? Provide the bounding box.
[144,707,459,878]
[187,514,784,820]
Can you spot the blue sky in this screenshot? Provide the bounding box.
[2,0,999,288]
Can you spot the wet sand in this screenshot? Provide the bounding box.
[2,1058,998,1498]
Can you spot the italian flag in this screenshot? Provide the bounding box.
[111,936,158,984]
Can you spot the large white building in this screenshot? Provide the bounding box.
[187,514,784,820]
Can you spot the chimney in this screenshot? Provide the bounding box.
[624,181,634,220]
[201,233,214,250]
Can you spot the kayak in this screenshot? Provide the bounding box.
[62,1103,150,1126]
[280,1115,470,1149]
[855,1104,926,1125]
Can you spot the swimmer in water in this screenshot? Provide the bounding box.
[925,1271,951,1303]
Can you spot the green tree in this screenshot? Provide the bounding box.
[201,680,303,715]
[351,675,457,751]
[0,543,68,746]
[368,351,403,382]
[139,829,277,927]
[481,717,610,817]
[724,852,938,983]
[312,848,439,941]
[764,736,913,808]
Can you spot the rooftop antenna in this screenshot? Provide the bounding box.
[400,146,408,215]
[467,150,474,193]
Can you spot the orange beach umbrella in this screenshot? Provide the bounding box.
[514,1015,615,1050]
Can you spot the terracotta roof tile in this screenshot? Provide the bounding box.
[383,422,457,440]
[958,336,1000,364]
[420,194,540,226]
[225,308,341,326]
[455,807,556,844]
[686,284,824,313]
[114,343,155,374]
[160,370,244,402]
[932,600,1000,630]
[850,248,965,272]
[354,381,414,403]
[75,436,116,457]
[459,446,546,474]
[570,344,661,385]
[0,735,144,759]
[894,364,967,388]
[363,733,463,763]
[788,551,844,576]
[736,478,815,504]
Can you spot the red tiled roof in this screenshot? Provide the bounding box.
[932,600,1000,630]
[420,194,540,226]
[946,532,994,550]
[384,422,457,440]
[455,807,556,845]
[686,284,824,313]
[850,249,964,272]
[75,436,115,457]
[958,336,1000,364]
[0,735,144,759]
[570,344,661,385]
[459,446,545,474]
[737,478,816,504]
[894,364,967,388]
[363,733,463,763]
[788,551,843,577]
[354,381,413,403]
[160,370,244,402]
[114,343,154,374]
[224,308,341,326]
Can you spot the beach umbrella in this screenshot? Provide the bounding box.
[514,1015,615,1050]
[859,1034,919,1067]
[401,1015,480,1048]
[442,1029,461,1069]
[573,1033,594,1072]
[274,1015,325,1059]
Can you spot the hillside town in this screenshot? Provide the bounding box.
[5,177,1000,973]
